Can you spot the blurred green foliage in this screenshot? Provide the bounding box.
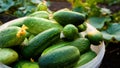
[0,0,43,17]
[68,0,120,43]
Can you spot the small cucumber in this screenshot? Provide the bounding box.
[85,30,103,45]
[74,50,97,67]
[78,23,87,32]
[36,1,48,11]
[0,48,18,65]
[70,38,91,54]
[0,26,27,47]
[22,28,61,59]
[39,46,80,68]
[63,24,80,41]
[53,10,85,26]
[13,60,39,68]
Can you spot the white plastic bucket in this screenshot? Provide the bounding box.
[79,23,105,68]
[79,42,105,68]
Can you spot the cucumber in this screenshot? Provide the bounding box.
[0,26,27,47]
[0,48,18,65]
[74,50,97,67]
[78,23,87,32]
[63,24,80,41]
[0,17,63,35]
[23,17,63,35]
[70,38,91,54]
[22,28,61,59]
[0,17,27,30]
[42,41,69,55]
[39,46,80,68]
[53,10,85,26]
[36,1,48,11]
[13,60,39,68]
[85,30,103,45]
[28,11,49,19]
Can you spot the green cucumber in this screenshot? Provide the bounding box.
[0,48,18,65]
[28,11,49,19]
[22,28,61,59]
[78,23,87,32]
[42,41,69,55]
[85,30,103,45]
[0,17,63,35]
[0,17,27,30]
[74,50,97,67]
[23,17,63,35]
[39,46,80,68]
[53,10,85,26]
[70,38,91,54]
[0,26,27,47]
[63,24,80,41]
[13,60,39,68]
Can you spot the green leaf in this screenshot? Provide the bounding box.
[88,17,108,29]
[0,0,14,12]
[86,0,104,5]
[67,0,83,8]
[31,0,41,4]
[102,23,120,41]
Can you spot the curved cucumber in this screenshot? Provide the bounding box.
[22,28,61,59]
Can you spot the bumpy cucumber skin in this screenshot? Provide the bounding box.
[39,46,80,68]
[13,60,39,68]
[0,48,18,65]
[22,28,61,59]
[70,38,91,54]
[75,50,97,67]
[63,24,80,41]
[28,11,49,19]
[23,17,63,35]
[53,11,85,26]
[41,41,69,56]
[0,26,26,47]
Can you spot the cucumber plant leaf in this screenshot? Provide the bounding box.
[0,0,14,12]
[102,23,120,41]
[88,17,111,29]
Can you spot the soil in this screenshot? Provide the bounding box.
[0,1,120,68]
[99,42,120,68]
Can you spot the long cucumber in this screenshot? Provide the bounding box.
[22,28,61,59]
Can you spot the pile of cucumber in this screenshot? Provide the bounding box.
[0,9,103,68]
